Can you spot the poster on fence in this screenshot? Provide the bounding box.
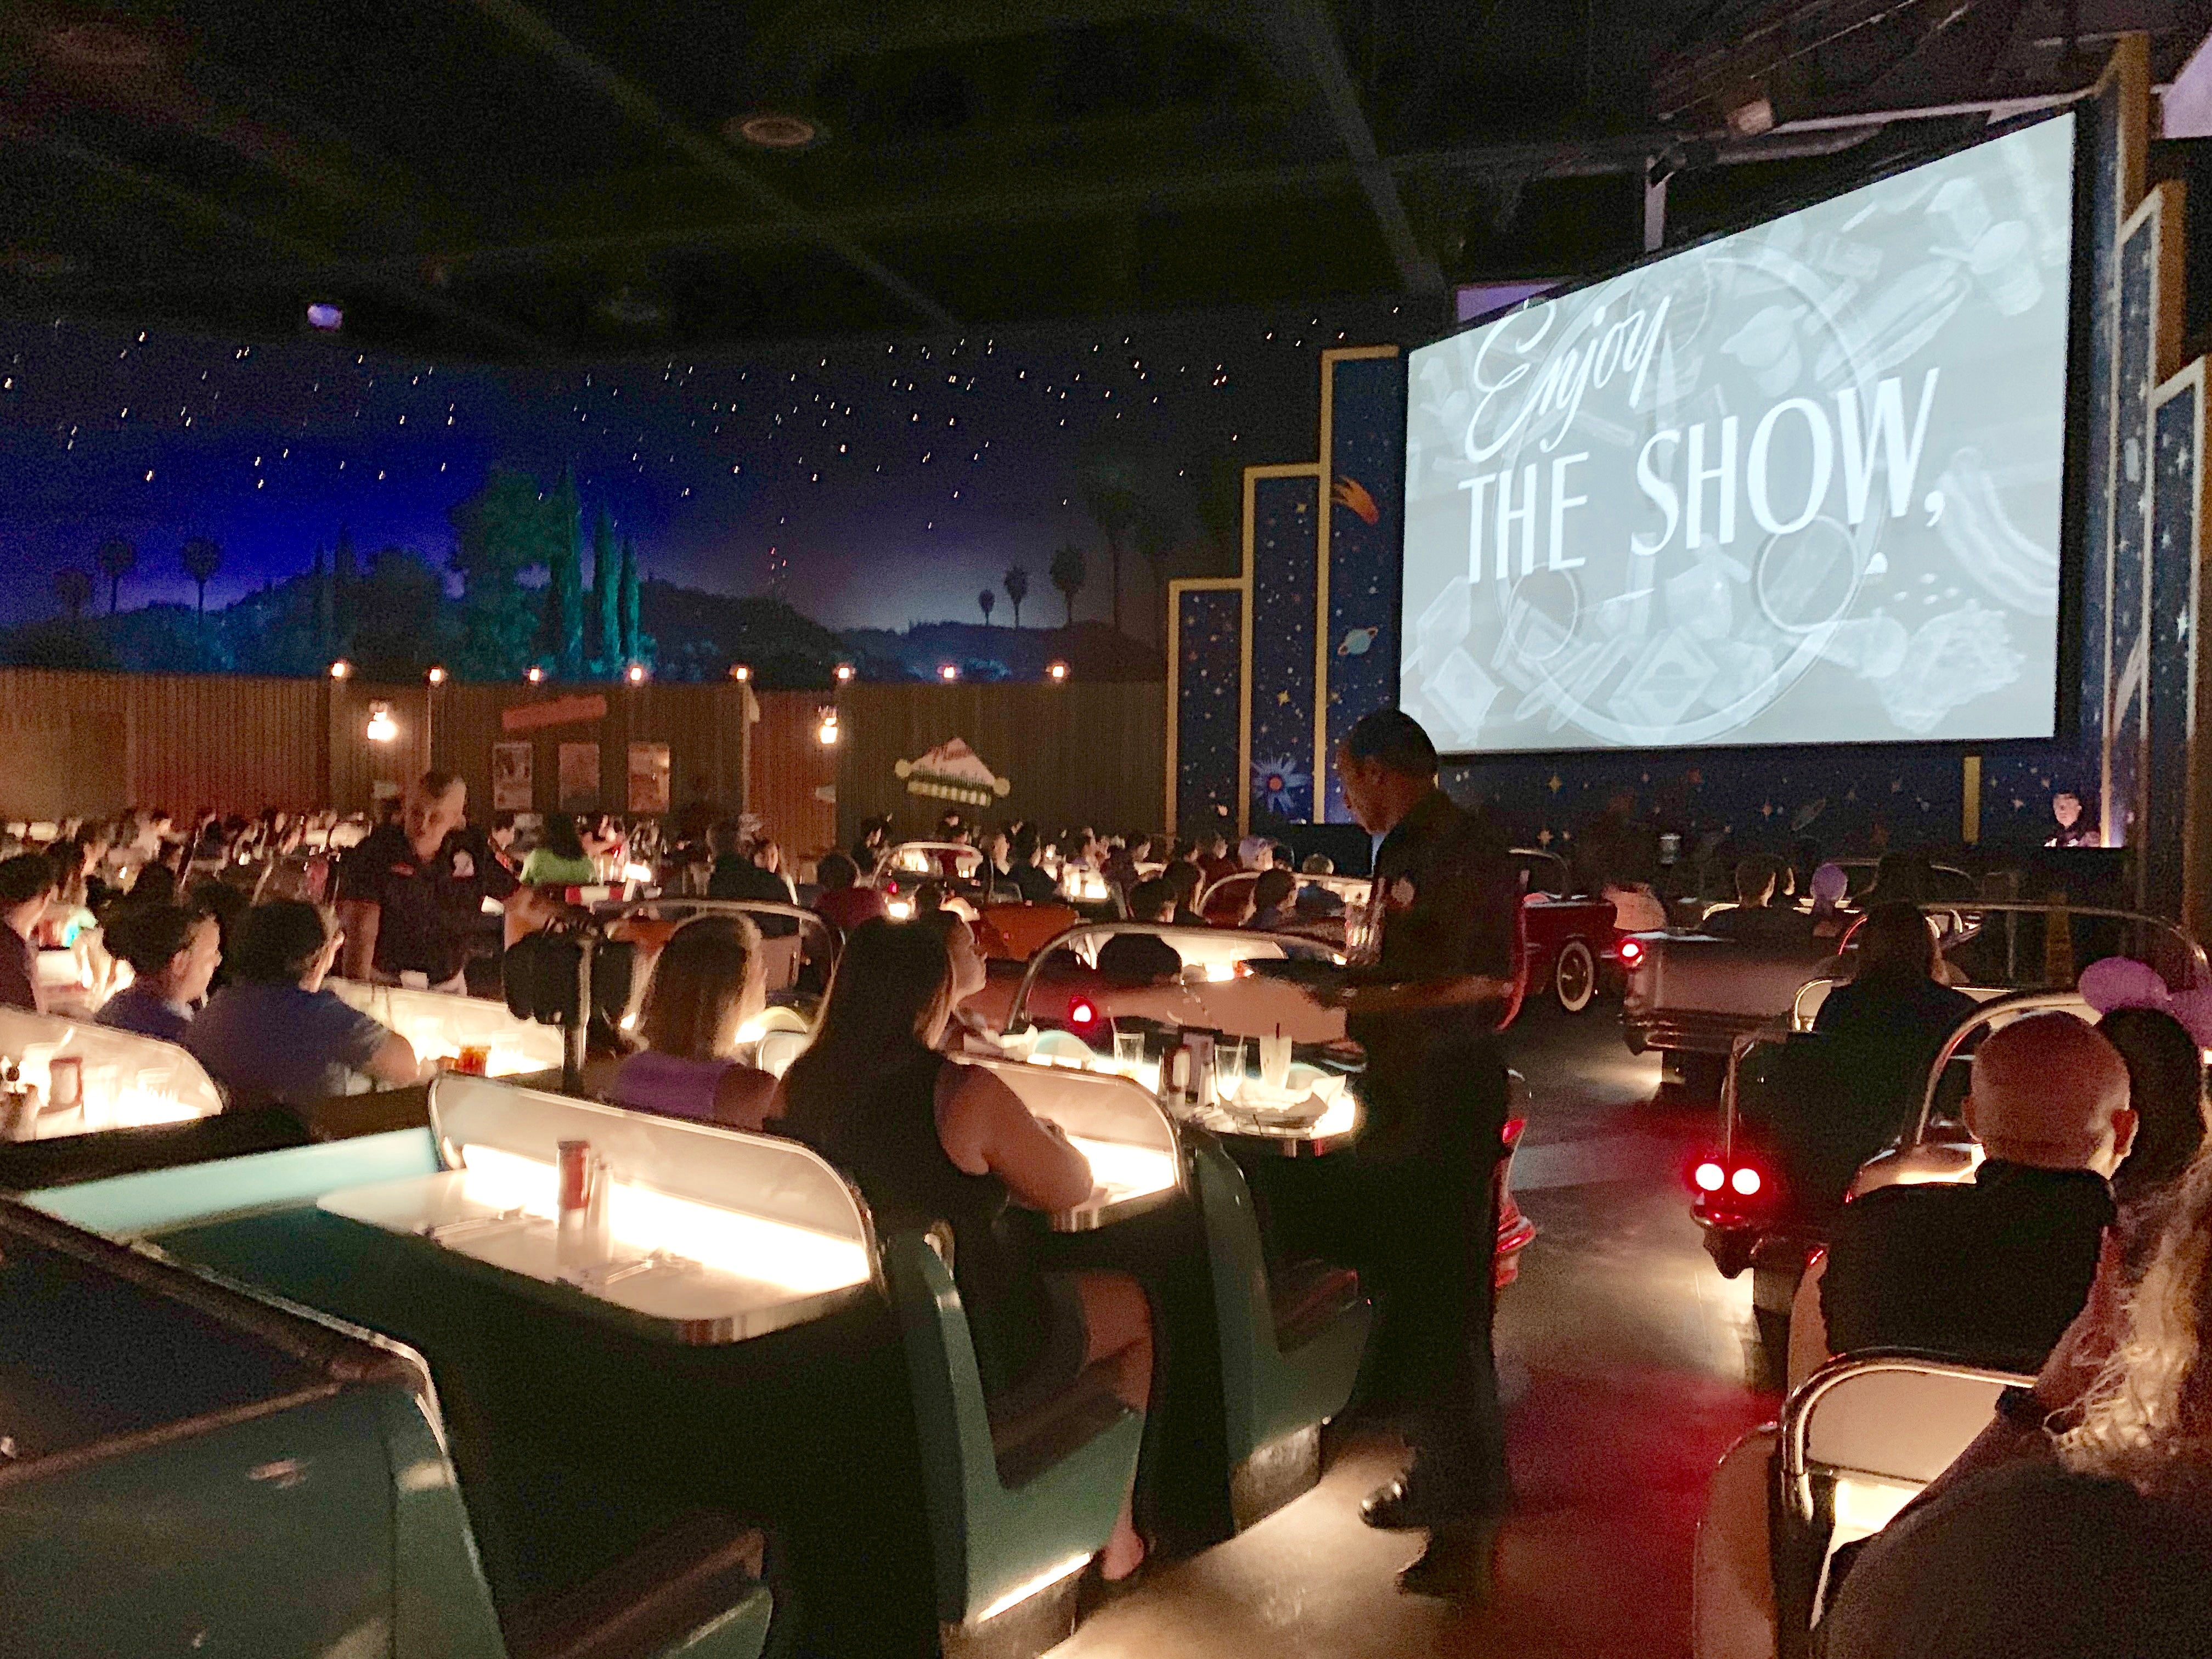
[628,743,670,814]
[557,742,600,811]
[492,742,533,811]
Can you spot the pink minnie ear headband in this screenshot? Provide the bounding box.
[2077,955,2212,1049]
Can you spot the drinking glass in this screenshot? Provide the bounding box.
[1213,1037,1248,1103]
[1259,1034,1294,1091]
[1112,1028,1147,1074]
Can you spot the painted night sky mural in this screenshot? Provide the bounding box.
[0,296,1418,685]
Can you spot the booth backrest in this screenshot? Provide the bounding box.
[0,1106,314,1193]
[955,1057,1176,1158]
[0,1196,509,1659]
[1788,1355,2022,1500]
[0,1006,225,1134]
[1633,935,1842,1018]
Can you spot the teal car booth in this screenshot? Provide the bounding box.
[0,1005,318,1195]
[0,1195,774,1659]
[0,1004,225,1137]
[24,1073,939,1654]
[1188,1132,1370,1526]
[961,1058,1372,1536]
[892,1057,1178,1652]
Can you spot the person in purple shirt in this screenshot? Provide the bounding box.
[0,854,56,1014]
[97,903,221,1045]
[608,915,777,1130]
[187,901,420,1111]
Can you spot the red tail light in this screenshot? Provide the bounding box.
[1690,1153,1775,1207]
[1068,997,1102,1033]
[1618,936,1645,968]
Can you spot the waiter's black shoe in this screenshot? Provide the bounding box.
[1361,1469,1509,1531]
[1395,1519,1503,1599]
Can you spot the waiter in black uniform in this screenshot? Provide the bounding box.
[1316,708,1520,1594]
[336,770,520,991]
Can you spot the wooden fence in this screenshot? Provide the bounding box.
[0,669,1166,854]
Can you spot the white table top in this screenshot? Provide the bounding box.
[318,1161,872,1344]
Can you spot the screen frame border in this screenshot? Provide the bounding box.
[1401,105,2092,764]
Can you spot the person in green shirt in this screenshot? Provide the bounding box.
[518,812,596,887]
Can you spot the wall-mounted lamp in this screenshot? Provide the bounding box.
[365,701,398,743]
[938,664,960,682]
[329,659,353,680]
[834,662,855,683]
[1046,661,1069,682]
[729,663,752,682]
[816,706,840,746]
[526,665,546,685]
[426,665,448,686]
[626,663,648,685]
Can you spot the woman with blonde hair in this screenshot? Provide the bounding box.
[607,913,777,1130]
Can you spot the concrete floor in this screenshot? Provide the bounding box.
[1055,1002,1780,1657]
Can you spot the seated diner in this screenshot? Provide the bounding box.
[185,900,421,1111]
[95,901,222,1044]
[607,913,778,1130]
[771,916,1157,1581]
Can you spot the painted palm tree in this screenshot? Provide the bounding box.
[977,588,995,625]
[1003,564,1030,627]
[180,537,223,614]
[95,536,137,614]
[52,568,92,620]
[1080,472,1138,637]
[1049,544,1087,629]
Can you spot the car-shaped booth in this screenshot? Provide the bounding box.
[1693,1351,2029,1659]
[949,1049,1376,1535]
[1004,919,1351,1057]
[1511,848,1631,1014]
[1195,868,1371,935]
[1001,917,1532,1281]
[22,1070,1167,1654]
[1690,905,2205,1362]
[0,1195,776,1659]
[0,1007,319,1192]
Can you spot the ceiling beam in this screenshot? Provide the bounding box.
[1266,0,1446,296]
[319,124,1875,274]
[2,120,549,354]
[454,0,957,331]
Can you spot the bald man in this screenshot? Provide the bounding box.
[1820,1013,2136,1372]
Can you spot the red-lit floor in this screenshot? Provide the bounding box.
[1057,1004,1778,1657]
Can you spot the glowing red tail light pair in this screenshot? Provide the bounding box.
[1694,1159,1763,1198]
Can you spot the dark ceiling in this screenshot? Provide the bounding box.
[4,0,2210,359]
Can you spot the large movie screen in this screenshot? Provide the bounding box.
[1401,113,2075,754]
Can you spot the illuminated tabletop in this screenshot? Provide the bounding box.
[322,1073,878,1342]
[328,979,565,1079]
